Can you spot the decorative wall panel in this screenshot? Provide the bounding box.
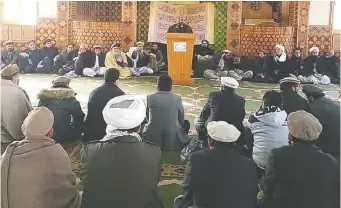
[71,21,123,52]
[211,1,227,52]
[56,1,69,49]
[332,33,340,57]
[72,1,96,21]
[288,1,298,47]
[226,1,242,53]
[121,1,137,50]
[242,1,272,19]
[297,1,309,55]
[240,26,295,57]
[95,1,122,21]
[136,1,151,45]
[307,25,332,51]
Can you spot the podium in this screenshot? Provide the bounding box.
[165,33,195,86]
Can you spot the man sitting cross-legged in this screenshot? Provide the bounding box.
[83,45,107,77]
[18,40,43,73]
[142,75,190,151]
[259,111,340,208]
[37,39,59,74]
[37,76,84,144]
[174,121,258,208]
[126,41,154,76]
[148,42,166,72]
[83,68,125,142]
[1,107,81,208]
[81,95,163,208]
[105,42,131,79]
[1,41,19,69]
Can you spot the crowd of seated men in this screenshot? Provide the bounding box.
[0,39,166,80]
[1,62,340,208]
[193,40,340,84]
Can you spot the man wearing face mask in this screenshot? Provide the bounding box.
[126,41,154,77]
[324,49,340,84]
[148,43,165,72]
[268,45,291,82]
[18,40,43,74]
[300,46,330,84]
[167,16,193,34]
[105,42,131,79]
[1,65,33,154]
[193,40,214,77]
[289,48,305,77]
[203,49,234,79]
[1,41,19,69]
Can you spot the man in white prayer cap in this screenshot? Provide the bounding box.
[194,77,246,151]
[80,95,163,208]
[174,121,258,208]
[259,110,339,208]
[268,44,291,82]
[300,46,330,85]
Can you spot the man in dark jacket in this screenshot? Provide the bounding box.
[1,41,19,68]
[302,85,340,162]
[175,121,258,208]
[279,77,310,115]
[53,44,77,75]
[193,40,214,77]
[268,45,291,82]
[203,49,234,79]
[289,48,305,77]
[260,111,340,208]
[195,77,245,148]
[37,39,59,73]
[148,43,166,72]
[167,16,193,33]
[83,68,124,142]
[19,40,43,73]
[83,45,107,77]
[126,41,154,76]
[252,50,274,83]
[74,44,95,76]
[37,76,84,144]
[81,95,163,208]
[325,49,340,84]
[304,46,326,76]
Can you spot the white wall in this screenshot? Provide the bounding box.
[309,1,331,25]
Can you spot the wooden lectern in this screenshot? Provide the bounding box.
[165,33,195,86]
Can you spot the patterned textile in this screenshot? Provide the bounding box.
[211,1,227,53]
[137,2,151,46]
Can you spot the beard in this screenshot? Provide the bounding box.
[150,49,157,53]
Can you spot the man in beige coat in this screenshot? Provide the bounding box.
[1,107,81,208]
[1,64,32,154]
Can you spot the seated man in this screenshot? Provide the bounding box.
[192,39,214,77]
[74,43,94,76]
[142,75,190,151]
[105,42,131,79]
[1,107,81,208]
[174,121,258,208]
[126,41,154,76]
[267,45,291,82]
[81,95,163,208]
[1,41,19,68]
[245,91,288,171]
[289,48,305,77]
[203,49,233,79]
[1,65,33,154]
[301,46,330,84]
[83,68,125,142]
[325,49,340,84]
[251,50,274,83]
[302,85,340,162]
[83,45,107,77]
[37,76,84,144]
[19,40,43,74]
[148,43,165,72]
[195,77,245,150]
[225,52,253,81]
[37,39,58,73]
[279,77,310,115]
[53,44,77,75]
[259,111,340,208]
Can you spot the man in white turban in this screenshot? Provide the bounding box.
[126,41,154,77]
[298,46,330,85]
[174,121,258,208]
[81,95,163,208]
[268,44,291,82]
[259,110,339,208]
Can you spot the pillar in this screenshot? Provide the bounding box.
[226,1,242,53]
[297,1,310,55]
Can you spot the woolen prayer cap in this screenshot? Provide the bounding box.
[275,44,285,52]
[222,49,231,53]
[21,107,54,137]
[220,77,239,89]
[136,41,144,46]
[52,76,71,87]
[1,64,20,79]
[279,77,300,85]
[111,42,121,48]
[103,95,146,131]
[93,45,102,49]
[287,110,322,141]
[5,40,14,45]
[302,85,325,97]
[207,121,240,143]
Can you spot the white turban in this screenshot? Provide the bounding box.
[103,95,146,131]
[220,77,239,89]
[275,44,285,52]
[207,121,240,143]
[222,49,231,53]
[309,46,319,53]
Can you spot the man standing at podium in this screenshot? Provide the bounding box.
[167,15,193,34]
